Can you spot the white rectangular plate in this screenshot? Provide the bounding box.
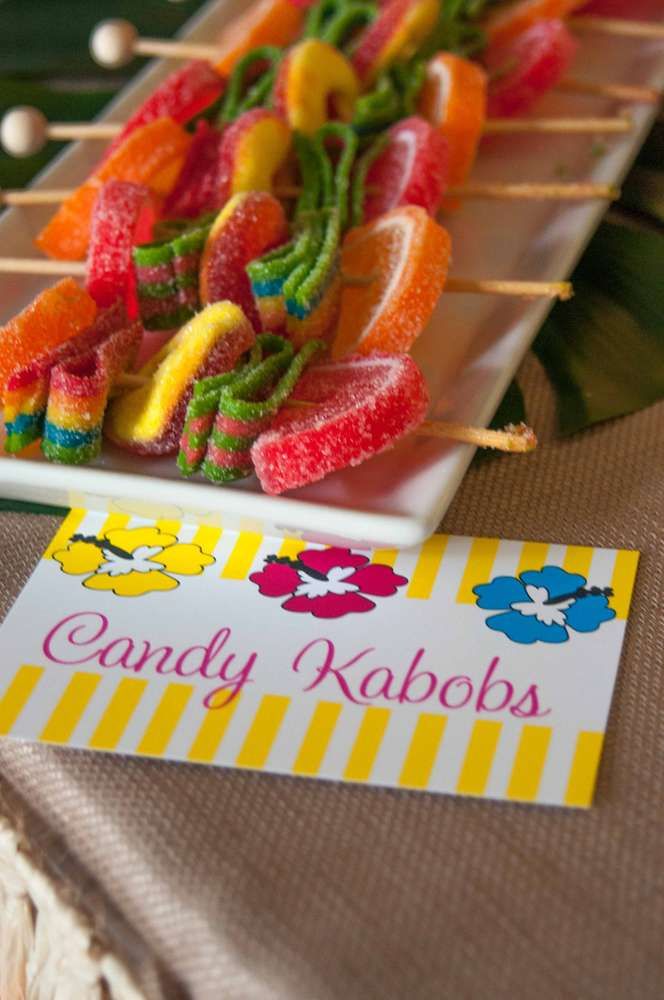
[0,0,662,547]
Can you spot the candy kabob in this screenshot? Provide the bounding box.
[1,0,658,494]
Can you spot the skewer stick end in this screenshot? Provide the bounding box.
[90,19,138,69]
[1,106,48,157]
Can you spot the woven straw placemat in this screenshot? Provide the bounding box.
[0,354,662,1000]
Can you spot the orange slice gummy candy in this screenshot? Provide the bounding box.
[0,278,97,402]
[332,205,451,360]
[419,53,487,193]
[35,118,192,261]
[483,0,585,48]
[214,0,305,76]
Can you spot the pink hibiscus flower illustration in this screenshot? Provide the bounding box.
[250,547,408,619]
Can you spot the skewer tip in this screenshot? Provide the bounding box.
[503,422,538,453]
[0,106,48,158]
[90,19,138,69]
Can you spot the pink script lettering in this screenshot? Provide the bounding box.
[43,612,257,707]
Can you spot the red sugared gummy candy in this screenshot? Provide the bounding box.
[251,352,430,494]
[163,121,225,219]
[102,61,224,162]
[484,20,578,118]
[86,180,158,319]
[364,116,449,221]
[200,191,289,329]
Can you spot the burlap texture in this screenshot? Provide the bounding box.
[0,354,663,1000]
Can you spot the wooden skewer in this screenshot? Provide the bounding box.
[341,272,573,301]
[0,259,86,276]
[0,189,77,206]
[47,122,122,141]
[0,181,619,209]
[557,78,660,104]
[569,16,664,40]
[90,19,221,69]
[257,399,538,453]
[445,278,573,300]
[0,258,572,300]
[0,107,123,157]
[444,181,619,201]
[483,116,631,133]
[89,16,664,70]
[417,420,537,452]
[0,99,635,158]
[111,386,536,454]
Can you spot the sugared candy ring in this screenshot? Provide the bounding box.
[273,38,359,135]
[105,301,255,456]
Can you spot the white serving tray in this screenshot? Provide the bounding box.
[0,0,662,547]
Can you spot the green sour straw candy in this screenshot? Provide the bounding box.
[218,46,283,124]
[202,338,325,483]
[177,344,262,476]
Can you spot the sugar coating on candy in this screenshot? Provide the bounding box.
[102,61,224,162]
[351,0,438,85]
[0,279,97,404]
[332,205,450,359]
[177,342,263,475]
[163,122,225,220]
[251,351,430,494]
[484,20,578,118]
[273,39,359,135]
[202,334,294,482]
[86,180,158,319]
[363,115,448,221]
[4,302,142,462]
[35,118,192,261]
[134,220,212,331]
[43,315,141,465]
[203,337,323,482]
[200,191,288,329]
[483,0,583,49]
[418,53,487,193]
[214,0,305,76]
[105,301,255,456]
[249,124,357,345]
[217,108,292,202]
[3,301,132,454]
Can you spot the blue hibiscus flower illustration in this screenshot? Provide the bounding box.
[473,565,616,644]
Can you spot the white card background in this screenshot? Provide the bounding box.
[0,510,639,807]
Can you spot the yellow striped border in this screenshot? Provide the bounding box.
[457,538,500,604]
[0,659,607,806]
[610,550,640,620]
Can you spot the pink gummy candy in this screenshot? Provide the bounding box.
[200,191,289,329]
[251,351,430,494]
[86,180,158,319]
[163,120,226,219]
[364,115,449,221]
[484,20,578,118]
[102,61,224,162]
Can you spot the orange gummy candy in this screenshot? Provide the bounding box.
[332,206,451,359]
[215,0,305,76]
[419,53,487,194]
[0,278,97,402]
[35,118,192,261]
[483,0,585,48]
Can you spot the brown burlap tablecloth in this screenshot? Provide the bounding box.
[0,354,662,999]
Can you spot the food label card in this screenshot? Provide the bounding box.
[0,510,639,807]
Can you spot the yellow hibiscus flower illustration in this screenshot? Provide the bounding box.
[53,526,215,597]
